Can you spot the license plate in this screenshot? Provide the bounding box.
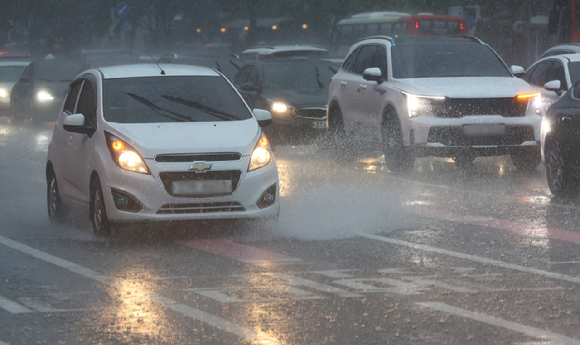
[463,124,506,137]
[312,121,327,129]
[172,180,232,196]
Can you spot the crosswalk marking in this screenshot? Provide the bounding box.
[0,295,31,314]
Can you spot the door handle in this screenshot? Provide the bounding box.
[340,81,347,87]
[359,84,367,90]
[68,136,73,145]
[562,117,572,122]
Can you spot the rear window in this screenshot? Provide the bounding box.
[391,42,511,78]
[103,76,252,123]
[262,62,337,89]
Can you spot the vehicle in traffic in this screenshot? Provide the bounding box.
[524,54,580,112]
[10,59,84,123]
[156,53,244,80]
[327,36,543,172]
[539,43,580,59]
[46,64,279,237]
[233,58,338,139]
[543,81,580,197]
[239,45,329,62]
[0,60,30,117]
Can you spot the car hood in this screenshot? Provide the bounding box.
[394,77,537,98]
[105,119,261,158]
[263,88,328,108]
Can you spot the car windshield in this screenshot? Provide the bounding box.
[391,42,512,78]
[263,62,337,89]
[569,61,580,86]
[0,65,27,82]
[103,76,252,123]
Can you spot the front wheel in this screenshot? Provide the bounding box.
[324,105,356,161]
[545,138,579,198]
[511,147,541,171]
[381,108,414,173]
[47,169,66,224]
[90,178,113,237]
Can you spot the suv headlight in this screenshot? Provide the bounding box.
[37,90,54,102]
[248,135,272,171]
[105,132,150,174]
[517,92,542,116]
[402,92,445,118]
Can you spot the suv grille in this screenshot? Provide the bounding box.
[159,171,242,197]
[431,98,527,118]
[428,125,535,146]
[297,108,326,119]
[157,202,245,214]
[155,153,242,163]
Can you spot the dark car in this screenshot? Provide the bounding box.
[156,53,244,81]
[10,59,84,123]
[232,58,338,139]
[544,81,580,197]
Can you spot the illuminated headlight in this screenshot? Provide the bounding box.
[403,92,444,118]
[268,99,295,114]
[105,132,149,174]
[533,94,542,115]
[0,88,7,98]
[517,92,542,115]
[542,117,551,134]
[248,135,272,171]
[37,91,54,102]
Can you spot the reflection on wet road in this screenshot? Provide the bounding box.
[1,118,580,344]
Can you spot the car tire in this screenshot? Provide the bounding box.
[382,107,414,173]
[47,168,66,224]
[324,105,356,161]
[511,147,541,171]
[545,138,579,198]
[90,177,113,237]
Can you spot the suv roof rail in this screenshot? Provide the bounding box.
[359,35,395,42]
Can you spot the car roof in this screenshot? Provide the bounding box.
[530,53,580,67]
[242,45,328,54]
[0,60,31,67]
[96,63,221,79]
[249,57,337,65]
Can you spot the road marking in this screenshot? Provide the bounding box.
[0,295,32,314]
[550,261,580,265]
[408,207,580,245]
[176,239,302,264]
[417,302,580,345]
[362,233,580,285]
[0,235,282,345]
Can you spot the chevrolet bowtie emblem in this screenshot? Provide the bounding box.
[189,162,212,172]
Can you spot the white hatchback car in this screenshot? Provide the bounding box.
[46,64,279,236]
[327,36,543,171]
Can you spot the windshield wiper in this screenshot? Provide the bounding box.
[313,65,324,89]
[161,95,238,121]
[126,93,191,122]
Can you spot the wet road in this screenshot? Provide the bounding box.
[1,118,580,345]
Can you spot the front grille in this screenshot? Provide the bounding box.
[159,171,242,197]
[428,125,535,146]
[430,98,528,118]
[297,108,326,119]
[155,153,242,163]
[157,201,245,214]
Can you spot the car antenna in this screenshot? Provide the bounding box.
[145,49,165,75]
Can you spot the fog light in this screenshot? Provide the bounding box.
[257,183,277,209]
[111,189,142,212]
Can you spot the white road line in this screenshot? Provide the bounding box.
[550,261,580,265]
[362,234,580,285]
[0,296,32,314]
[0,235,282,345]
[417,302,580,345]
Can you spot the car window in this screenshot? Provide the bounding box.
[103,76,253,123]
[391,42,512,78]
[342,46,362,72]
[523,65,537,83]
[19,64,33,82]
[248,66,260,87]
[569,61,580,87]
[371,45,388,79]
[62,80,83,115]
[528,61,554,86]
[351,45,378,75]
[240,53,257,62]
[550,61,567,88]
[262,62,337,89]
[76,79,97,127]
[0,65,28,82]
[234,65,252,84]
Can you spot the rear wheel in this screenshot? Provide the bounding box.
[511,147,541,171]
[47,168,65,224]
[90,177,113,237]
[381,107,414,173]
[545,138,579,198]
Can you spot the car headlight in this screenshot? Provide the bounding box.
[248,135,272,171]
[0,88,7,98]
[105,132,150,174]
[37,90,54,102]
[268,99,295,114]
[402,92,445,118]
[517,92,542,116]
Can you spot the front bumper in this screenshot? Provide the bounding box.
[100,155,280,223]
[270,107,327,129]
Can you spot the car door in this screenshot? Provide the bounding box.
[344,45,378,135]
[236,65,261,108]
[62,77,98,204]
[335,45,362,125]
[360,44,390,142]
[544,60,568,111]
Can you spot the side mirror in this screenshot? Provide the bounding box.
[252,109,272,127]
[544,80,562,94]
[63,114,93,134]
[363,67,383,84]
[240,82,257,92]
[511,65,525,78]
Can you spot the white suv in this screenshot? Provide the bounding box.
[327,36,543,172]
[47,64,279,237]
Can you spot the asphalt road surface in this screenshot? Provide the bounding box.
[1,118,580,345]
